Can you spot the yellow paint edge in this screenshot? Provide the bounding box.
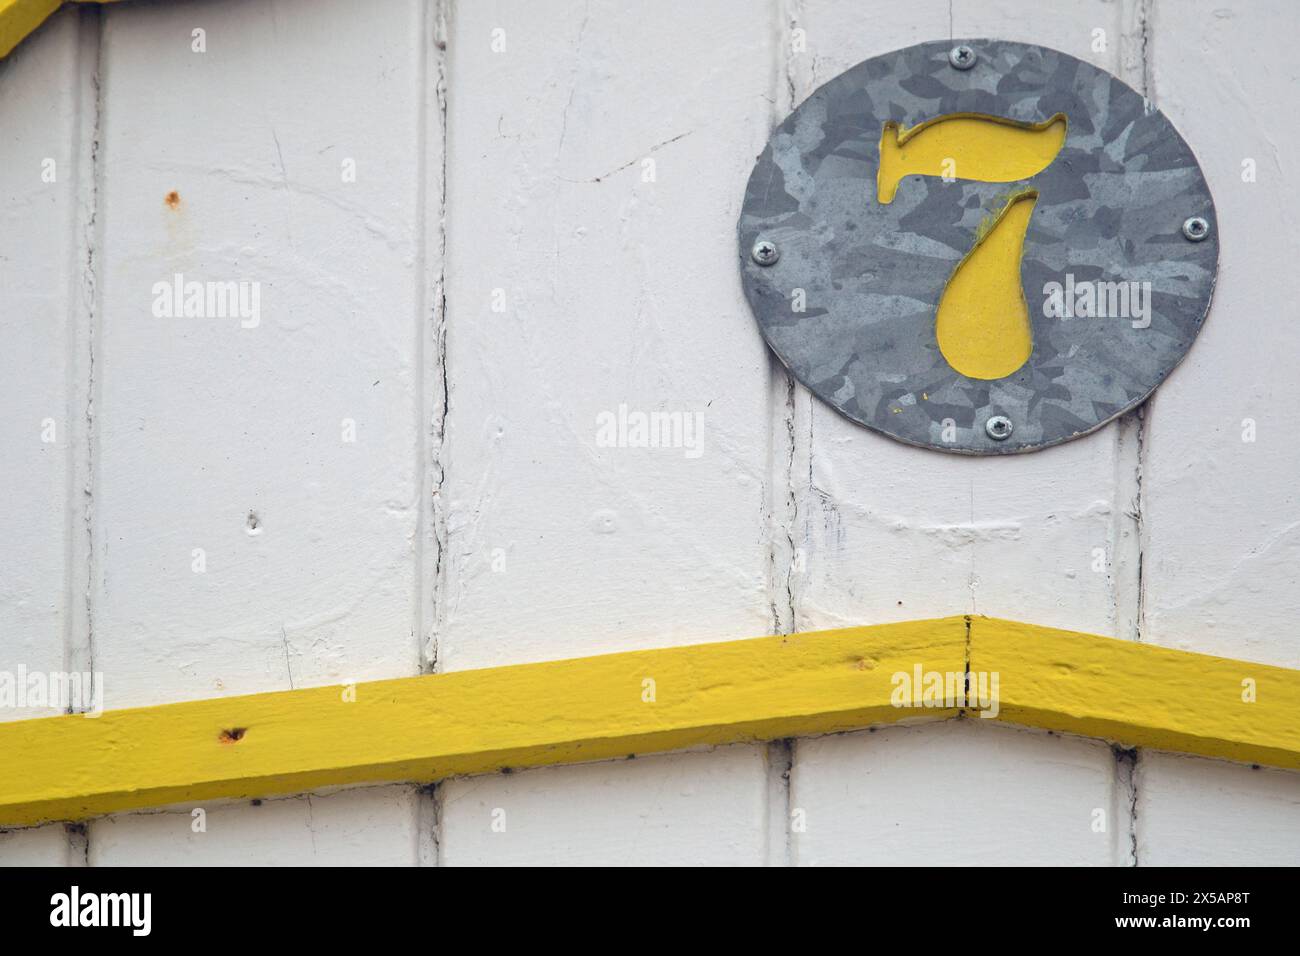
[0,618,967,827]
[876,111,1067,204]
[0,0,122,62]
[2,615,1298,827]
[890,111,1068,149]
[0,0,62,60]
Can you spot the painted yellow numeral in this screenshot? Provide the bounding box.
[877,112,1067,380]
[877,112,1066,205]
[935,191,1038,380]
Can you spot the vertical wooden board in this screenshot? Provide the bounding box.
[1142,0,1300,668]
[91,0,430,706]
[0,824,73,866]
[787,0,1120,638]
[791,721,1121,865]
[439,746,767,866]
[1136,753,1300,865]
[436,0,777,861]
[88,787,419,866]
[438,0,777,669]
[784,0,1124,866]
[0,8,81,723]
[81,0,434,865]
[1137,2,1300,863]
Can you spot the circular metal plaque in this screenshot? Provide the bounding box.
[738,39,1218,454]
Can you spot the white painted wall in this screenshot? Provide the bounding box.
[1,0,1297,866]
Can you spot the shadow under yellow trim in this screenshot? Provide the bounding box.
[1,616,1297,826]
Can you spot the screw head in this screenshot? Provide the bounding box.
[751,239,780,266]
[949,45,976,70]
[985,415,1013,441]
[1182,216,1210,242]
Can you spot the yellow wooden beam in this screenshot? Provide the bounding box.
[0,618,967,827]
[977,618,1300,770]
[1,615,1297,827]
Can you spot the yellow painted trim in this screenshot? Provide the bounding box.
[0,0,119,62]
[979,618,1300,770]
[1,616,1297,827]
[0,618,967,827]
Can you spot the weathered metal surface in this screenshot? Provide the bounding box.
[738,39,1218,454]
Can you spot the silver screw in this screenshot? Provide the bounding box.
[751,239,780,266]
[985,415,1013,441]
[1182,216,1210,242]
[949,45,976,70]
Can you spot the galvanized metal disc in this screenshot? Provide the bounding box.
[738,39,1218,454]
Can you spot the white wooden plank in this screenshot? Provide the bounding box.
[0,824,75,866]
[80,0,435,864]
[792,721,1122,865]
[91,0,429,706]
[1142,0,1300,668]
[439,746,767,866]
[433,0,781,865]
[1137,752,1300,865]
[89,787,419,866]
[437,0,778,670]
[1133,0,1300,866]
[0,8,83,726]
